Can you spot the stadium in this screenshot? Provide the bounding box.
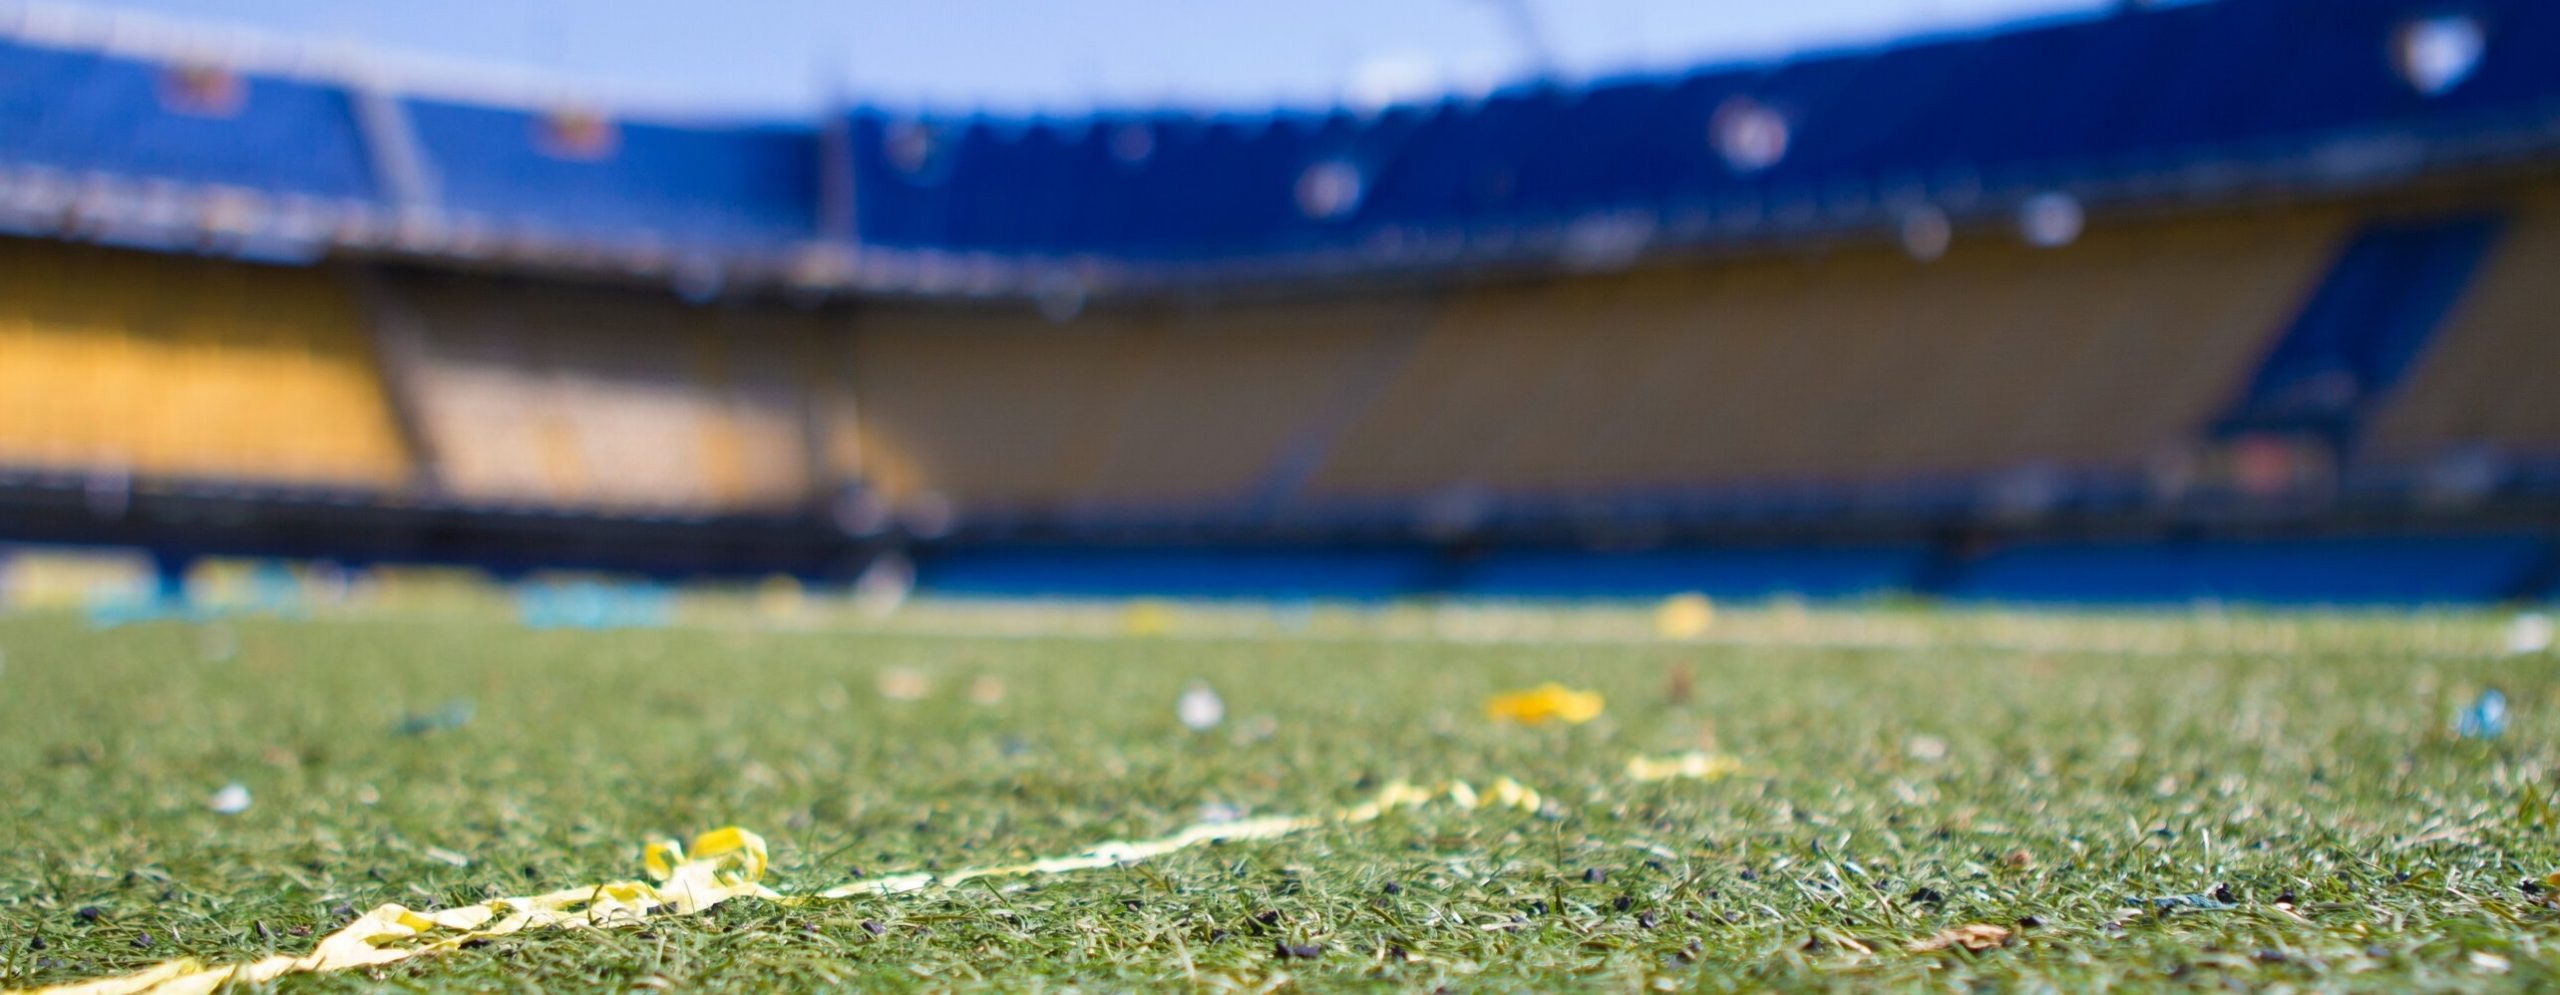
[7,0,2560,990]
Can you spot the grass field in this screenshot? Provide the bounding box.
[3,605,2560,991]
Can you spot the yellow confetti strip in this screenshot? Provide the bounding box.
[1484,683,1605,725]
[13,780,1546,995]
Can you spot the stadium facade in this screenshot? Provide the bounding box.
[3,0,2559,604]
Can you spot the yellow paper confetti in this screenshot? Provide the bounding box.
[1121,599,1177,636]
[1484,682,1605,725]
[13,780,1535,995]
[1653,593,1715,639]
[1625,750,1743,782]
[13,826,775,995]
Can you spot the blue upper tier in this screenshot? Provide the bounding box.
[849,0,2560,261]
[0,38,378,201]
[405,100,821,249]
[0,0,2554,265]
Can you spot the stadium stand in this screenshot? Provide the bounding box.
[0,237,408,488]
[0,38,377,202]
[0,0,2557,601]
[402,101,822,251]
[847,303,1171,511]
[1302,210,2350,512]
[2215,214,2501,446]
[2364,192,2560,470]
[375,270,848,513]
[842,0,2560,268]
[848,295,1427,518]
[0,0,2550,283]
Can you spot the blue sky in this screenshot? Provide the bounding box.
[69,0,2108,114]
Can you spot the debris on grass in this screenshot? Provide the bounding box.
[966,675,1007,706]
[1904,735,1949,762]
[198,624,238,663]
[421,847,471,869]
[2508,613,2554,655]
[1486,683,1604,725]
[2141,891,2237,914]
[1121,600,1177,636]
[1625,751,1741,783]
[394,699,476,737]
[2456,688,2507,740]
[1662,662,1693,705]
[1909,923,2011,953]
[1177,682,1224,731]
[208,781,252,815]
[1654,593,1714,640]
[877,668,930,702]
[1442,776,1546,813]
[1197,801,1244,824]
[35,778,1529,994]
[17,612,2560,991]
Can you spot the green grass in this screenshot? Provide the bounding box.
[3,606,2560,991]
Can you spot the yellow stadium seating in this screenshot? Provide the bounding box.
[385,272,850,513]
[2366,192,2560,461]
[844,210,2356,516]
[849,296,1422,512]
[848,303,1164,508]
[0,238,409,488]
[0,201,2467,524]
[1307,209,2348,499]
